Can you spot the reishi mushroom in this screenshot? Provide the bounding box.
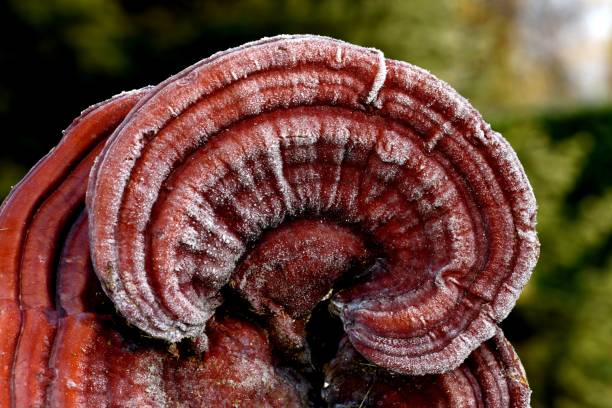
[0,89,147,407]
[89,35,538,374]
[323,332,530,407]
[0,89,308,408]
[0,35,538,407]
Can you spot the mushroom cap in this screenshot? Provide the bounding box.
[324,330,531,407]
[0,89,147,407]
[87,35,539,375]
[48,314,308,407]
[0,89,310,407]
[0,35,537,406]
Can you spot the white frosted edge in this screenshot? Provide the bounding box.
[349,306,499,376]
[87,34,388,343]
[365,48,387,105]
[86,35,538,353]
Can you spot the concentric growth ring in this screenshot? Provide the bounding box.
[87,35,539,375]
[324,330,531,407]
[0,89,147,407]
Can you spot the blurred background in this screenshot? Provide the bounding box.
[0,0,610,406]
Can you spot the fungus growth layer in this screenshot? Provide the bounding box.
[0,35,536,407]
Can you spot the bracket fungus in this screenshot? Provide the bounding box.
[323,331,530,407]
[0,35,538,407]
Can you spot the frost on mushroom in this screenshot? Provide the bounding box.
[87,35,539,375]
[323,332,531,407]
[0,88,309,407]
[230,219,370,362]
[1,34,537,407]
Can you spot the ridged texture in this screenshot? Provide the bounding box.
[88,34,539,375]
[230,219,370,361]
[323,331,531,407]
[0,89,310,407]
[47,315,308,407]
[0,89,146,407]
[0,35,536,406]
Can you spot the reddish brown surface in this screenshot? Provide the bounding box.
[88,35,539,375]
[0,88,147,407]
[0,87,309,407]
[231,219,370,357]
[324,332,531,407]
[56,212,108,316]
[0,35,536,407]
[47,314,308,407]
[0,303,19,404]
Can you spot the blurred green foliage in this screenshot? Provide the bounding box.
[1,1,611,407]
[498,109,612,408]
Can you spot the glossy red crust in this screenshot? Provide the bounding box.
[87,35,539,375]
[57,212,109,316]
[0,88,309,407]
[0,35,537,407]
[0,89,147,407]
[324,331,531,407]
[47,315,308,407]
